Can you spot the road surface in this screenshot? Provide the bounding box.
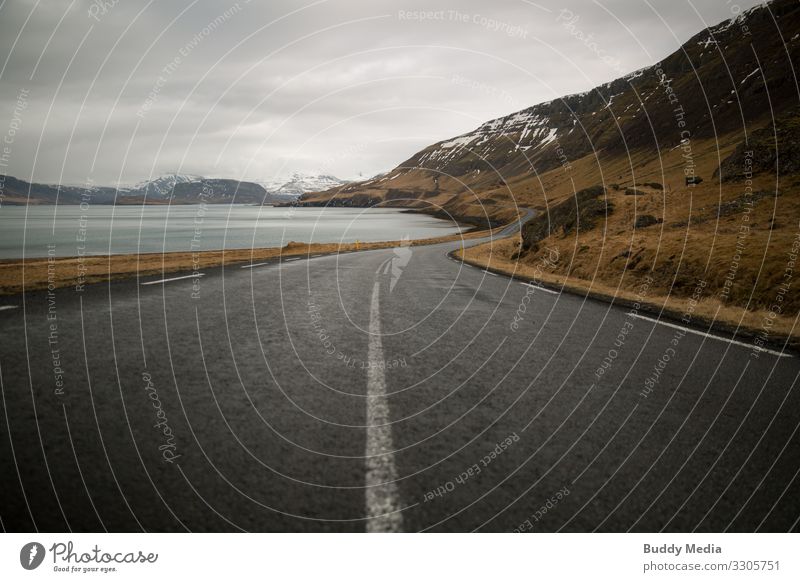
[1,213,798,532]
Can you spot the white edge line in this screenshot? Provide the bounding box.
[0,305,19,311]
[630,312,791,358]
[521,282,560,295]
[141,274,203,286]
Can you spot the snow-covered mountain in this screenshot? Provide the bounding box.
[3,173,279,205]
[117,173,204,199]
[4,171,350,205]
[258,173,347,198]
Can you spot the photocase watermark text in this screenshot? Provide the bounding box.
[142,371,181,463]
[556,9,624,74]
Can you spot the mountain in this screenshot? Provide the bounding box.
[0,175,112,205]
[259,173,348,199]
[117,173,204,199]
[0,174,286,205]
[0,172,349,205]
[301,0,800,229]
[169,178,271,204]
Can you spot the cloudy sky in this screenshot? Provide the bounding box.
[0,0,764,185]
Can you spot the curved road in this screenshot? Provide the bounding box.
[1,211,799,532]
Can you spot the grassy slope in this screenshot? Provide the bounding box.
[458,128,800,343]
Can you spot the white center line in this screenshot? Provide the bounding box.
[630,312,792,358]
[141,274,203,286]
[285,257,301,262]
[0,305,19,311]
[240,262,273,269]
[365,280,403,533]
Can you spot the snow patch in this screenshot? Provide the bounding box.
[740,67,761,85]
[538,127,558,147]
[698,37,717,49]
[440,134,477,149]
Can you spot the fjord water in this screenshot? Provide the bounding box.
[0,205,465,259]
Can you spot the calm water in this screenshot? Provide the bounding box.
[0,205,465,259]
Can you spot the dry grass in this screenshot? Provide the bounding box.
[302,134,746,227]
[459,236,800,347]
[443,129,800,348]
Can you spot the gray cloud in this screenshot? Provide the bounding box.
[0,0,765,184]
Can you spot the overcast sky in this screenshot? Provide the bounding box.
[0,0,765,185]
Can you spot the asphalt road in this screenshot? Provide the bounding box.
[1,213,799,532]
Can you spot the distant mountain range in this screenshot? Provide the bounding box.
[0,172,348,205]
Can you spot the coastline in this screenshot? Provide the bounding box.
[0,225,498,296]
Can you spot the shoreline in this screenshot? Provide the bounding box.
[0,225,498,296]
